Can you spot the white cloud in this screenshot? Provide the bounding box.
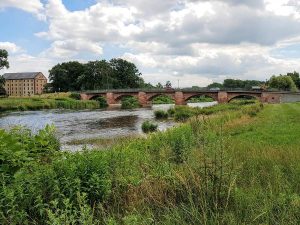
[0,0,45,20]
[41,39,103,58]
[0,42,22,54]
[3,0,300,86]
[1,54,57,79]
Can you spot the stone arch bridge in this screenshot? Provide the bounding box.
[80,90,300,107]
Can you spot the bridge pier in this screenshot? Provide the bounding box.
[106,92,117,105]
[138,92,151,107]
[217,91,228,103]
[175,91,187,105]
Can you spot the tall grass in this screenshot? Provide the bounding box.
[0,97,100,112]
[1,102,300,224]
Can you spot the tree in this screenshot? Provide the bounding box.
[0,49,9,70]
[156,83,163,89]
[78,60,113,90]
[223,79,264,90]
[0,49,9,95]
[109,58,143,88]
[48,58,145,91]
[268,75,298,92]
[207,82,223,89]
[165,81,172,89]
[0,75,5,95]
[49,61,86,92]
[287,71,300,88]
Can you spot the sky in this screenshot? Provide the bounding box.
[1,0,300,87]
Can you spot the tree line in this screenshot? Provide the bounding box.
[207,72,300,92]
[48,59,154,92]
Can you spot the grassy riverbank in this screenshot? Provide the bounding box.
[0,93,100,112]
[1,102,300,224]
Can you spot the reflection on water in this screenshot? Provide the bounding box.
[0,102,217,150]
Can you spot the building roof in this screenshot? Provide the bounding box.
[3,72,42,80]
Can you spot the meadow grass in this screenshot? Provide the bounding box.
[0,93,100,112]
[67,135,139,149]
[1,102,300,224]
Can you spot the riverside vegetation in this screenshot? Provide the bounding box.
[1,101,300,224]
[0,93,107,112]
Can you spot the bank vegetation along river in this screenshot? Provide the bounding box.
[1,101,300,224]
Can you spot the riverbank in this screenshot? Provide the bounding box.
[0,94,100,112]
[1,102,300,224]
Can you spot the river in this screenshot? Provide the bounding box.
[0,102,217,150]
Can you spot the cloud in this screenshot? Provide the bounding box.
[1,54,57,79]
[0,0,45,20]
[3,0,300,86]
[41,39,103,58]
[0,42,23,54]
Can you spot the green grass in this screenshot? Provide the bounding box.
[67,135,138,149]
[141,120,158,133]
[1,102,300,224]
[154,110,169,119]
[0,96,100,112]
[169,99,259,121]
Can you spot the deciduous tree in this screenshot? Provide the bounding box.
[268,75,298,92]
[0,49,9,70]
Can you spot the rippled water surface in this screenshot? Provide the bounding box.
[0,102,217,150]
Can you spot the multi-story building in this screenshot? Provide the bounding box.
[3,72,47,96]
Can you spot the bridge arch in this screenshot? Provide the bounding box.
[89,94,106,100]
[114,94,138,103]
[227,94,260,102]
[184,93,218,102]
[147,93,175,102]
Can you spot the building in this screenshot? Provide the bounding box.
[3,72,47,96]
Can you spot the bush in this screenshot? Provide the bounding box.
[141,120,158,133]
[69,93,81,100]
[167,107,175,117]
[0,125,60,175]
[154,110,168,119]
[96,96,108,108]
[121,96,140,109]
[174,106,194,122]
[152,95,174,104]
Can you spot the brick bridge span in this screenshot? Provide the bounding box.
[80,90,300,106]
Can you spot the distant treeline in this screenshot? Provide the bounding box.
[207,79,264,90]
[206,71,300,91]
[48,58,153,92]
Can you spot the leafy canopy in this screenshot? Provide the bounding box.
[0,49,9,70]
[49,58,149,92]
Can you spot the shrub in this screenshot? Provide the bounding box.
[167,107,175,117]
[0,125,60,175]
[174,106,194,122]
[96,96,108,108]
[121,96,140,109]
[69,93,81,100]
[152,95,174,104]
[154,110,168,119]
[142,120,158,133]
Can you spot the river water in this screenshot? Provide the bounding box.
[0,102,217,150]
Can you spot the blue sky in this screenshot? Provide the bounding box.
[1,0,300,87]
